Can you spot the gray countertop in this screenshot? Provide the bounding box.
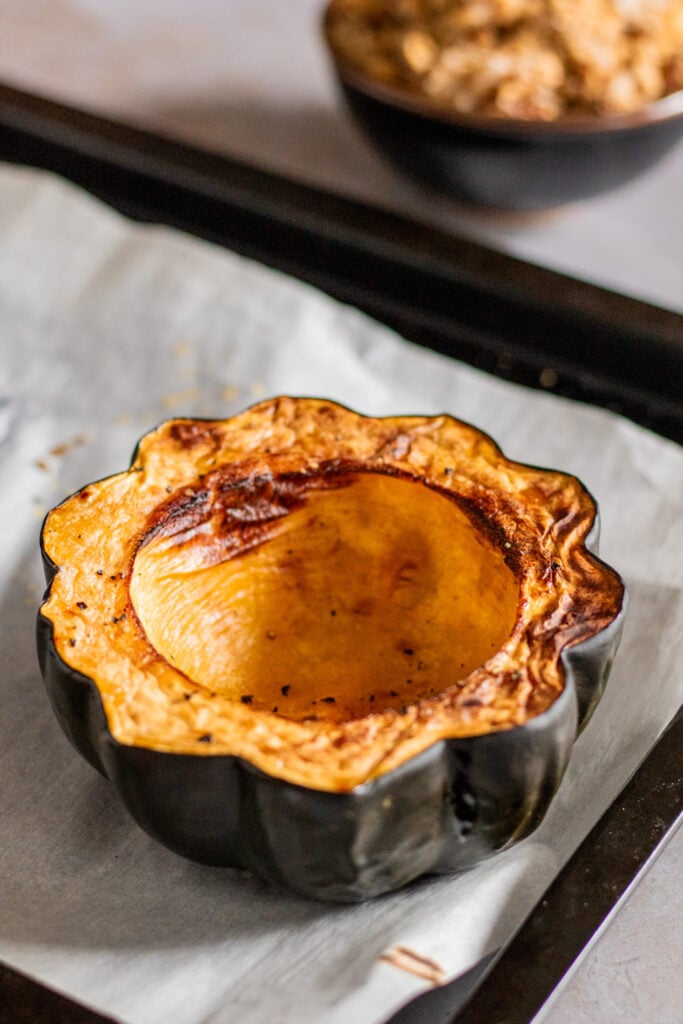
[535,820,683,1024]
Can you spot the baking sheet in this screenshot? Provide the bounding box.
[0,164,682,1024]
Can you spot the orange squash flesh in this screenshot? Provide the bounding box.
[130,469,519,723]
[40,398,624,792]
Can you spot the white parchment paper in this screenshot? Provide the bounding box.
[0,164,681,1024]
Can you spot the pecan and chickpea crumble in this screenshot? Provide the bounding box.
[327,0,683,119]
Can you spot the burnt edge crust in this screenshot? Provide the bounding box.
[36,399,627,900]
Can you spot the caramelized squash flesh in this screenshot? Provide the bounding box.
[130,470,519,722]
[39,398,625,795]
[37,399,626,897]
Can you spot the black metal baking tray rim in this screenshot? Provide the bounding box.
[0,81,681,442]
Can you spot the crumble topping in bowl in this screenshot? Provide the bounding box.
[327,0,683,118]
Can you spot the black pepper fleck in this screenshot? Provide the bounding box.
[68,638,76,647]
[198,733,213,743]
[76,601,87,610]
[241,695,253,705]
[320,696,336,704]
[281,685,290,697]
[403,648,414,656]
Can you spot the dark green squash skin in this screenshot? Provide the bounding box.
[36,513,625,901]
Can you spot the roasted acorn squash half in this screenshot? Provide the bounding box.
[37,397,625,901]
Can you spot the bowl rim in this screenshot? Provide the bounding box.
[322,5,683,138]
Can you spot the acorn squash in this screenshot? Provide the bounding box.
[37,397,625,900]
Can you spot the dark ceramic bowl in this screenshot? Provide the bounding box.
[323,12,683,211]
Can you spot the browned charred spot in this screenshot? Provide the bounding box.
[140,487,211,547]
[316,403,340,420]
[137,464,358,562]
[379,946,446,986]
[352,598,374,616]
[198,733,213,743]
[461,698,483,707]
[169,421,223,450]
[79,490,90,500]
